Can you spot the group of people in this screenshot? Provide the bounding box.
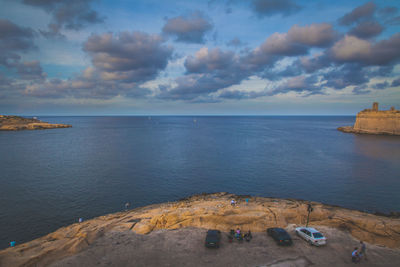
[230,198,250,207]
[232,228,252,242]
[352,241,367,263]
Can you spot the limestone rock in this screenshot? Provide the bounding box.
[0,115,71,131]
[1,193,399,266]
[338,102,400,135]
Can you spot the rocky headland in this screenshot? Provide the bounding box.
[338,102,400,135]
[0,115,71,131]
[1,193,399,266]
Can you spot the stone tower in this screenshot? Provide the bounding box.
[338,102,400,135]
[372,102,379,111]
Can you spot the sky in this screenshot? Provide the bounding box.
[0,0,399,115]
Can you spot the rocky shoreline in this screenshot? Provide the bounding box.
[337,126,400,135]
[0,115,71,131]
[0,193,399,266]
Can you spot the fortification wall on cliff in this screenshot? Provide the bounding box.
[353,110,400,135]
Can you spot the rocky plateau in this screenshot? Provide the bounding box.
[1,193,399,266]
[0,115,71,131]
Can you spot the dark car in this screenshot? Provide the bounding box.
[267,228,293,246]
[205,230,221,248]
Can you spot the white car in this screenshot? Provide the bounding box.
[295,227,326,246]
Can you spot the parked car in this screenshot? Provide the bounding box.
[295,227,326,246]
[205,230,221,248]
[267,228,293,246]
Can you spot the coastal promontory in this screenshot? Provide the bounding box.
[338,102,400,135]
[0,115,71,131]
[1,193,399,266]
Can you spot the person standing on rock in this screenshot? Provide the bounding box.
[359,241,367,260]
[231,199,236,207]
[125,202,131,211]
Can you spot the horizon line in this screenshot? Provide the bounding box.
[3,114,356,117]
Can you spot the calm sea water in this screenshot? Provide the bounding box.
[1,116,400,249]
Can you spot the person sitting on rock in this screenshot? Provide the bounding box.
[231,199,236,206]
[244,230,252,241]
[352,247,360,263]
[235,228,241,237]
[229,229,235,242]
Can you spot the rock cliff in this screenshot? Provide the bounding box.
[0,193,399,266]
[0,115,71,131]
[338,102,400,135]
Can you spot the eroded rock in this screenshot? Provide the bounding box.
[1,193,399,266]
[0,115,71,131]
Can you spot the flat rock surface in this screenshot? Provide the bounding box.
[49,227,400,267]
[337,126,400,135]
[1,193,399,266]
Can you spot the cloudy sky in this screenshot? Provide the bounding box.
[0,0,399,115]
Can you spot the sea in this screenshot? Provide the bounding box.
[1,116,399,249]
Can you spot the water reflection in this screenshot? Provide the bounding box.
[353,134,400,163]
